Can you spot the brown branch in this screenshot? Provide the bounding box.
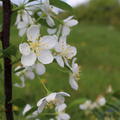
[1,0,14,120]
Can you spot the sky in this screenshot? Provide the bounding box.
[64,0,89,6]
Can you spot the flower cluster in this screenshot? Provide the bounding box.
[79,85,113,111]
[13,0,80,91]
[23,92,70,120]
[79,95,106,111]
[11,0,80,119]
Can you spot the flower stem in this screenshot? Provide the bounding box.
[40,80,50,95]
[1,0,14,120]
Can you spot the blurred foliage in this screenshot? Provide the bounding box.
[80,90,120,120]
[60,0,120,28]
[77,0,120,27]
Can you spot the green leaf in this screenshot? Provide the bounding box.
[112,90,120,99]
[14,67,25,73]
[12,98,26,108]
[39,19,51,28]
[11,11,17,25]
[24,106,38,116]
[68,98,87,109]
[49,0,72,11]
[2,45,18,57]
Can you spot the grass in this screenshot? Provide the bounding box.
[0,23,120,120]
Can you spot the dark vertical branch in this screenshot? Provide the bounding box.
[1,0,14,120]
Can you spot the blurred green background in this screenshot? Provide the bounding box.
[0,0,120,119]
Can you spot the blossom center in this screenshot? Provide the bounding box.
[29,41,42,56]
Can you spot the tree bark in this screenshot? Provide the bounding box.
[1,0,14,120]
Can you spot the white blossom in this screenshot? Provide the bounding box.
[23,104,32,116]
[54,36,77,67]
[14,63,46,88]
[69,58,80,90]
[38,0,59,27]
[11,0,41,36]
[37,92,70,113]
[55,104,70,120]
[19,25,57,66]
[96,96,106,106]
[80,96,106,111]
[15,10,34,36]
[22,104,39,119]
[62,16,78,36]
[79,100,92,110]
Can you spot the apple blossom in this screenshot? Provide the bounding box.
[55,104,70,120]
[80,96,106,111]
[11,0,41,36]
[54,36,77,68]
[69,58,80,90]
[62,16,78,36]
[37,92,70,113]
[96,96,106,106]
[19,25,57,66]
[79,100,92,110]
[22,104,39,119]
[38,0,59,27]
[14,63,46,88]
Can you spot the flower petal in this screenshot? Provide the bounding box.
[19,43,30,56]
[27,25,40,41]
[46,93,56,102]
[69,74,78,90]
[66,46,77,59]
[47,28,57,35]
[21,53,36,66]
[40,35,57,49]
[37,99,47,113]
[62,26,70,36]
[25,71,35,80]
[55,56,64,67]
[38,50,54,64]
[59,36,67,49]
[19,28,27,37]
[35,63,46,75]
[66,19,78,27]
[22,12,30,24]
[46,16,55,27]
[64,16,74,23]
[58,92,70,97]
[17,21,27,29]
[55,104,67,112]
[11,0,23,5]
[23,104,32,115]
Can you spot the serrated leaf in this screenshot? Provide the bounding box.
[49,0,72,11]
